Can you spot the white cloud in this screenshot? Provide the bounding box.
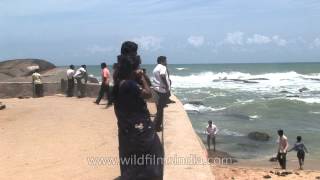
[224,32,244,45]
[187,36,205,47]
[310,38,320,48]
[132,36,162,51]
[87,45,114,54]
[247,34,272,44]
[272,35,287,46]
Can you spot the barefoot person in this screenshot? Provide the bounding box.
[66,65,75,97]
[113,41,163,180]
[288,136,309,170]
[94,62,112,106]
[277,129,289,169]
[152,56,170,132]
[206,120,218,151]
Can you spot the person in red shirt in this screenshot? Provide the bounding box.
[94,62,112,106]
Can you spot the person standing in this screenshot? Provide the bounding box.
[73,65,88,98]
[277,129,289,169]
[206,120,218,151]
[113,41,163,179]
[66,65,75,97]
[94,62,112,106]
[288,136,309,170]
[32,69,43,97]
[152,56,170,132]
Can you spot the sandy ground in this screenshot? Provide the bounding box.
[2,96,319,180]
[1,96,120,179]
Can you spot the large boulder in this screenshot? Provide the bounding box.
[0,59,56,79]
[248,131,270,141]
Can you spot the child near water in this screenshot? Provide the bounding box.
[288,136,309,170]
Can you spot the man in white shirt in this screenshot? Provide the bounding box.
[66,65,75,97]
[152,56,170,132]
[32,69,43,97]
[73,65,88,98]
[206,120,218,151]
[277,129,289,169]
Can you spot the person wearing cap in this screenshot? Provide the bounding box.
[73,65,88,98]
[66,65,75,97]
[32,69,43,97]
[206,120,218,151]
[277,129,289,169]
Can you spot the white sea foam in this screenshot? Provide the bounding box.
[220,129,245,137]
[170,71,320,94]
[310,111,320,114]
[249,115,260,120]
[176,67,186,70]
[236,99,255,104]
[183,103,226,113]
[286,97,320,104]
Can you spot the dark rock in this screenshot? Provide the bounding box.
[315,176,320,179]
[286,95,299,98]
[299,87,309,92]
[263,175,272,179]
[248,131,270,141]
[228,79,259,84]
[280,90,290,93]
[187,101,204,105]
[248,78,269,81]
[0,102,5,110]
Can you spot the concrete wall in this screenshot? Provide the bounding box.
[0,81,100,98]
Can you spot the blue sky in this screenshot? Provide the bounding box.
[0,0,320,65]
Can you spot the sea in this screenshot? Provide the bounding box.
[85,62,320,160]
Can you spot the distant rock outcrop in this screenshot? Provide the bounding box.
[0,59,56,79]
[0,59,99,83]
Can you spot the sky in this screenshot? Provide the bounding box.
[0,0,320,65]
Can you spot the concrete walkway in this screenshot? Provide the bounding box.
[0,96,214,179]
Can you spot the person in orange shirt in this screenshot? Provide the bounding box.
[95,62,112,106]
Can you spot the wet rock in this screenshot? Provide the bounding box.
[207,150,238,164]
[248,78,269,81]
[187,101,204,105]
[286,95,299,98]
[280,90,290,93]
[248,131,270,141]
[299,87,309,92]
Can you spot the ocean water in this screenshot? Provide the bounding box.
[87,63,320,160]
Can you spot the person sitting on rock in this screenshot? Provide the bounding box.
[206,120,218,151]
[288,136,309,170]
[32,69,43,97]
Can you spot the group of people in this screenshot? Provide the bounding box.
[66,64,89,98]
[276,129,309,170]
[66,41,173,179]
